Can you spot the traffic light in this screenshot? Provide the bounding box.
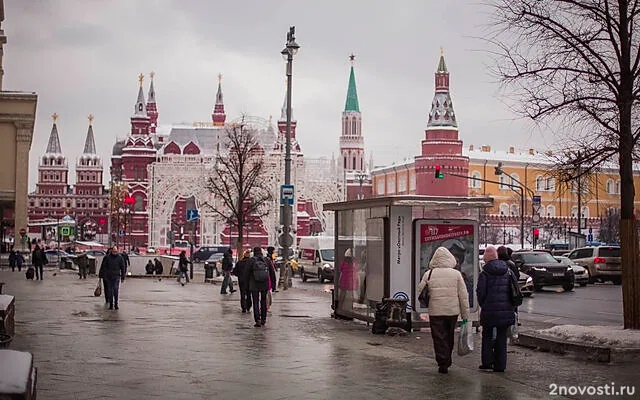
[533,228,539,239]
[435,165,444,179]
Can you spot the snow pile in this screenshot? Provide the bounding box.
[537,325,640,348]
[0,350,32,394]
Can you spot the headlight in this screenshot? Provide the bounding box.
[532,267,547,272]
[567,266,573,271]
[526,276,533,284]
[323,263,331,270]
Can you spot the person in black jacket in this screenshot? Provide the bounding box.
[233,249,253,313]
[121,251,130,276]
[497,246,518,278]
[99,246,126,310]
[177,251,190,286]
[248,247,270,327]
[31,244,46,280]
[477,246,516,372]
[220,248,236,294]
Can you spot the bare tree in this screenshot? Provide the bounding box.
[599,208,621,243]
[487,0,640,329]
[205,122,273,254]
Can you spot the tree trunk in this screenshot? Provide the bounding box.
[620,220,640,329]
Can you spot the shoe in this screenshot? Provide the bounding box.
[254,323,261,328]
[108,304,113,310]
[260,320,266,326]
[230,289,237,293]
[438,367,448,374]
[181,283,185,286]
[272,290,279,293]
[114,305,119,310]
[479,365,493,370]
[220,292,228,295]
[493,368,505,373]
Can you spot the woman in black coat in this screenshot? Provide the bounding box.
[477,246,516,372]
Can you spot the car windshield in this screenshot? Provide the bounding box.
[320,249,335,262]
[599,247,620,257]
[522,252,558,264]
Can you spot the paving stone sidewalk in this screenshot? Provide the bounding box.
[1,270,637,400]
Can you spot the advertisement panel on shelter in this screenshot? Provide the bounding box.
[414,219,478,313]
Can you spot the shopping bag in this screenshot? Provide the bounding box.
[94,279,102,297]
[457,320,474,356]
[508,314,519,342]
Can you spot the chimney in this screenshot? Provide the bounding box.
[529,148,535,155]
[481,145,491,152]
[469,145,474,151]
[509,146,514,154]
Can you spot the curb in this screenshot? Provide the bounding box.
[515,332,640,363]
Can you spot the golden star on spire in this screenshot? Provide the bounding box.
[349,53,356,65]
[88,114,94,125]
[150,71,155,80]
[138,73,144,87]
[440,46,444,56]
[218,73,223,83]
[51,113,58,123]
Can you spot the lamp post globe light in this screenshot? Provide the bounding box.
[278,26,299,290]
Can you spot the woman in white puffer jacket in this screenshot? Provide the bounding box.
[417,246,470,374]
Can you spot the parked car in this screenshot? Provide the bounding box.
[555,256,589,287]
[146,247,157,254]
[44,249,76,265]
[512,250,575,292]
[566,245,621,285]
[192,245,230,263]
[85,250,106,257]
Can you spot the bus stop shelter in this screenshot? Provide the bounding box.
[323,195,493,330]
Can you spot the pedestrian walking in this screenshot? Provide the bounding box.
[15,251,24,272]
[266,246,278,293]
[220,248,236,294]
[121,251,130,276]
[76,252,89,279]
[31,244,47,280]
[477,246,516,373]
[233,249,253,313]
[9,246,16,272]
[177,251,190,286]
[98,246,126,310]
[248,247,270,327]
[416,247,470,374]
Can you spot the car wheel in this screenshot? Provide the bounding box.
[562,283,574,292]
[301,269,308,282]
[318,269,324,283]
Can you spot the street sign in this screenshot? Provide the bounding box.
[281,185,294,205]
[589,227,593,234]
[119,229,125,237]
[532,195,541,204]
[186,209,199,222]
[532,214,541,223]
[532,195,542,215]
[588,234,594,242]
[61,226,71,236]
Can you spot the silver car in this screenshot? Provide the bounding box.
[555,256,589,287]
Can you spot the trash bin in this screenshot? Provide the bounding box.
[204,263,215,280]
[88,257,97,275]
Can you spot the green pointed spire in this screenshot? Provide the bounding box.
[344,57,360,112]
[437,47,448,73]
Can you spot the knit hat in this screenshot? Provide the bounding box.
[483,246,498,263]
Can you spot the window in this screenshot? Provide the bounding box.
[398,175,407,193]
[387,176,396,194]
[351,119,357,136]
[343,157,347,169]
[571,206,579,218]
[134,194,144,212]
[510,204,519,216]
[499,203,509,215]
[546,205,556,217]
[499,175,507,190]
[546,177,555,192]
[470,171,482,189]
[582,206,590,219]
[409,173,416,191]
[352,157,356,170]
[606,179,613,194]
[615,180,621,194]
[536,175,544,191]
[510,173,520,188]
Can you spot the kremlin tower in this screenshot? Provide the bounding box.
[212,73,226,126]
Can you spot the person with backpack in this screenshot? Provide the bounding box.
[31,244,46,280]
[220,248,236,294]
[477,246,516,373]
[233,249,253,313]
[248,247,270,327]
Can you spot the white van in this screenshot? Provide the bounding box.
[297,236,335,282]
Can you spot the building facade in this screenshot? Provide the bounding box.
[27,114,109,244]
[0,0,38,251]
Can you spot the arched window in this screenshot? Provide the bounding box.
[352,119,357,136]
[134,194,144,212]
[499,175,507,190]
[546,177,555,191]
[377,179,385,195]
[606,179,613,194]
[510,173,520,188]
[571,206,579,218]
[582,206,590,219]
[352,157,356,170]
[546,205,556,217]
[615,180,621,194]
[343,157,347,169]
[499,203,509,215]
[536,175,544,191]
[343,117,347,135]
[510,204,519,216]
[470,171,482,189]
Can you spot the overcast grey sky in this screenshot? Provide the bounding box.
[4,0,555,189]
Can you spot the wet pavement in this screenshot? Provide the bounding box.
[1,269,638,399]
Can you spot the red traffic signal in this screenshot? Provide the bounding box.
[434,165,444,179]
[99,218,107,225]
[533,228,540,237]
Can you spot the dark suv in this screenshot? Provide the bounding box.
[191,245,230,263]
[512,250,575,292]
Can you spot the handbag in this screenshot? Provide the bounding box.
[94,279,102,297]
[508,270,524,307]
[418,269,434,308]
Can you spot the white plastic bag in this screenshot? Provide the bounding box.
[508,314,519,343]
[457,321,474,356]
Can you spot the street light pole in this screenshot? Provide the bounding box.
[279,26,299,290]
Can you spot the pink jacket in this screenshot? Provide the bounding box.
[339,258,358,291]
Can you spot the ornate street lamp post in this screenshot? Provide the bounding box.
[124,195,135,252]
[278,26,299,289]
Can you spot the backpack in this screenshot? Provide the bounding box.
[508,269,524,307]
[253,256,269,283]
[26,267,35,280]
